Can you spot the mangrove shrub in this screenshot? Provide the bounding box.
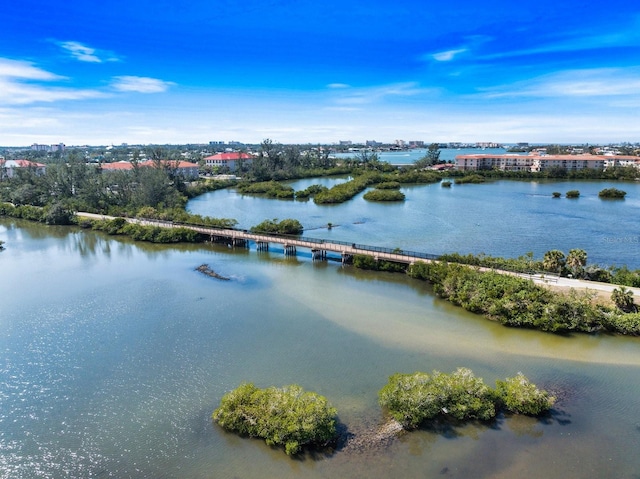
[363,189,405,201]
[212,383,337,455]
[250,218,303,235]
[379,369,555,429]
[495,373,556,415]
[598,187,626,199]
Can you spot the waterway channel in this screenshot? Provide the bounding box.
[1,175,640,478]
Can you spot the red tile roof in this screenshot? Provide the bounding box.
[100,160,198,170]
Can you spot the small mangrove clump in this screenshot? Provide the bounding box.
[363,189,405,202]
[598,187,627,199]
[566,190,580,198]
[213,383,338,456]
[441,181,452,187]
[455,174,486,184]
[378,368,555,429]
[250,218,303,235]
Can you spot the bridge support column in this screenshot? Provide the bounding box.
[232,238,247,248]
[311,249,326,261]
[284,244,296,256]
[257,241,269,251]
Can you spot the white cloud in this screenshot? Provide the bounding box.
[332,82,435,105]
[0,57,105,105]
[482,20,640,61]
[111,76,176,93]
[0,58,65,81]
[326,83,350,89]
[57,41,120,63]
[432,48,467,62]
[479,68,640,99]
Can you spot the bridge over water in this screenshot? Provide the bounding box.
[137,217,440,265]
[76,212,640,295]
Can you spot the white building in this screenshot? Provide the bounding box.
[454,153,638,172]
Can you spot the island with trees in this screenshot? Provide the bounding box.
[212,383,338,456]
[212,368,555,456]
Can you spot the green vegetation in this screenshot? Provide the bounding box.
[439,251,542,274]
[0,202,74,225]
[237,181,295,199]
[495,373,556,415]
[598,187,627,199]
[363,189,405,201]
[379,368,555,429]
[0,239,4,250]
[566,190,580,198]
[295,184,328,199]
[374,181,401,189]
[407,260,640,335]
[455,174,486,184]
[250,218,303,235]
[133,206,237,229]
[611,287,636,313]
[91,219,202,243]
[413,143,442,169]
[314,173,380,204]
[552,191,561,198]
[353,254,408,272]
[441,181,452,187]
[212,383,337,456]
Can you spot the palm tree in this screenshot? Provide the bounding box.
[566,248,587,277]
[611,287,636,313]
[543,250,566,273]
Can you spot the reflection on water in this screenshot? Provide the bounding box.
[1,218,640,478]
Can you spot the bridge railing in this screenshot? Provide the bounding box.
[146,218,441,262]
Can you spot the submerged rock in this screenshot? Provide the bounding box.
[195,264,230,281]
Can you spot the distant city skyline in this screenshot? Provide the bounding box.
[2,0,640,146]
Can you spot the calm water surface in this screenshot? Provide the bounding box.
[2,178,640,478]
[189,177,640,268]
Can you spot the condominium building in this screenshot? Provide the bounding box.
[455,153,639,172]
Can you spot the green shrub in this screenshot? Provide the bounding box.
[455,174,486,184]
[495,373,556,415]
[295,184,328,199]
[378,368,497,428]
[353,254,407,272]
[552,191,561,198]
[212,383,337,456]
[237,181,294,199]
[602,312,640,335]
[314,173,380,204]
[441,181,452,187]
[250,218,303,235]
[379,369,555,429]
[566,190,580,198]
[407,261,610,333]
[363,189,405,201]
[598,187,626,199]
[375,181,401,189]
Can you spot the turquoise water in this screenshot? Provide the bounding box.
[333,147,506,164]
[1,215,640,478]
[188,178,640,269]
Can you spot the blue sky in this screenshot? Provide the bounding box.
[2,0,640,146]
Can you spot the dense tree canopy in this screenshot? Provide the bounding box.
[213,383,337,455]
